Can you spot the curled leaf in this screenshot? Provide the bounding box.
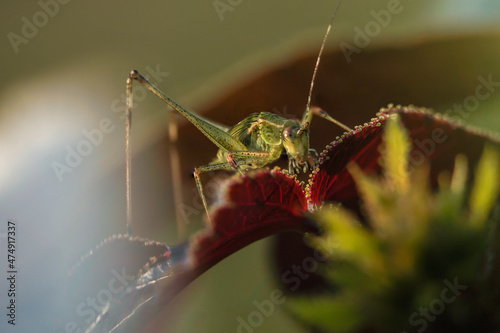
[308,105,500,215]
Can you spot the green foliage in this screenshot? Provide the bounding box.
[288,116,500,333]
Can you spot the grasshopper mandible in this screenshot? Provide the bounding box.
[125,0,350,232]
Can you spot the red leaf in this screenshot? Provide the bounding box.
[191,168,314,271]
[308,105,500,214]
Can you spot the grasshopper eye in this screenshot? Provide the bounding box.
[283,127,296,142]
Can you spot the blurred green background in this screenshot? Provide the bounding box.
[0,0,499,332]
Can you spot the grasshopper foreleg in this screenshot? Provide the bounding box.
[196,150,276,223]
[308,106,351,132]
[193,162,235,225]
[191,148,279,224]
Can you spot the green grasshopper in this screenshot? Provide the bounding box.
[125,0,350,231]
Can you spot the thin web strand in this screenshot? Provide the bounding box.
[126,77,133,236]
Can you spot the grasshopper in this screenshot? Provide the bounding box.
[125,0,350,232]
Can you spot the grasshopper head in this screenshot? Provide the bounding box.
[282,121,316,174]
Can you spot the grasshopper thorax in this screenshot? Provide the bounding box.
[282,120,316,174]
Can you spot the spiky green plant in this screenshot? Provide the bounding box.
[289,116,500,333]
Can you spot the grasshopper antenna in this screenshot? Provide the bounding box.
[300,0,351,133]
